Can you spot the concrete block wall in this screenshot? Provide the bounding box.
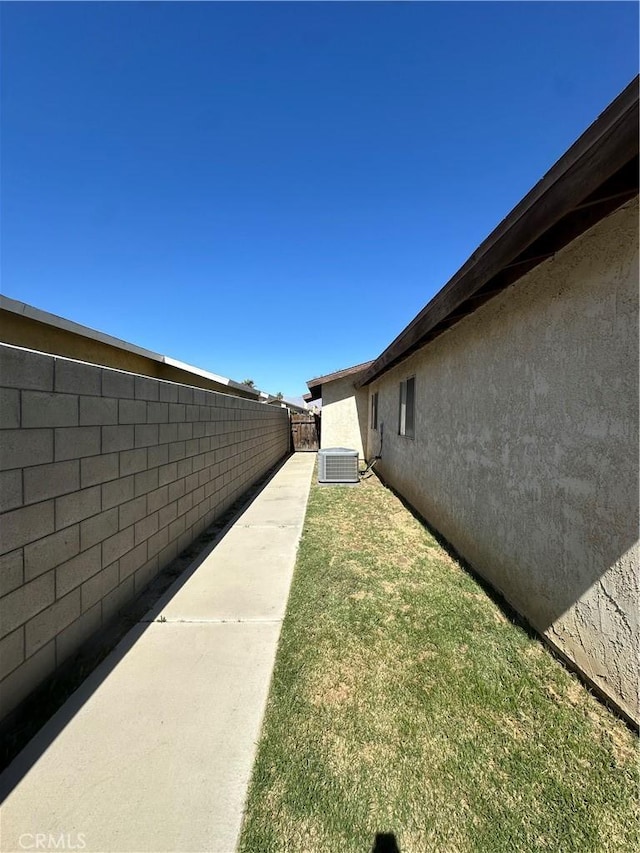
[0,344,290,723]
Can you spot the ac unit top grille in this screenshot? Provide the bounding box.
[318,447,359,484]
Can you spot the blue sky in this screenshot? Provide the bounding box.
[2,2,637,397]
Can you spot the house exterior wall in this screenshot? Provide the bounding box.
[366,198,639,721]
[0,345,290,724]
[320,375,368,458]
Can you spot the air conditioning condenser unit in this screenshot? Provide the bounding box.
[318,448,359,484]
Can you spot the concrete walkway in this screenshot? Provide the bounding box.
[0,453,316,853]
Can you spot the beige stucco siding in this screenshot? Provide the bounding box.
[366,198,639,721]
[321,376,369,458]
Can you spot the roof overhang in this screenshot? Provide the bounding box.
[357,76,639,388]
[306,360,375,400]
[0,295,262,398]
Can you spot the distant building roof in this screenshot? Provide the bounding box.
[0,295,262,400]
[306,360,375,400]
[265,395,307,413]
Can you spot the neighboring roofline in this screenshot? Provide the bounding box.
[306,360,374,400]
[1,295,165,361]
[0,295,262,398]
[265,395,308,413]
[357,76,639,388]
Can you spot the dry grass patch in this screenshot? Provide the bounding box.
[239,470,639,853]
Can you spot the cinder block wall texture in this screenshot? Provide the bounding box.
[366,199,639,722]
[0,345,290,723]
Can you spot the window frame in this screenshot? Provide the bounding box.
[398,376,415,438]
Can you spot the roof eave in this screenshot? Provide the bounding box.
[306,360,375,399]
[358,76,639,388]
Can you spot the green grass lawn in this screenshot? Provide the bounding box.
[239,470,638,853]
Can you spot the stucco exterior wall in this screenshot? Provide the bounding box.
[0,346,290,724]
[366,198,639,721]
[321,375,368,458]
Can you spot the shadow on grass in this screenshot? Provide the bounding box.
[373,470,639,733]
[0,452,294,784]
[374,470,538,633]
[371,832,401,852]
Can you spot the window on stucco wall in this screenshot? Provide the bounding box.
[398,377,415,438]
[370,392,379,430]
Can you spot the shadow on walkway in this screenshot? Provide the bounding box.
[1,453,294,787]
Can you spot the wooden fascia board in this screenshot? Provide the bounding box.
[358,77,639,388]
